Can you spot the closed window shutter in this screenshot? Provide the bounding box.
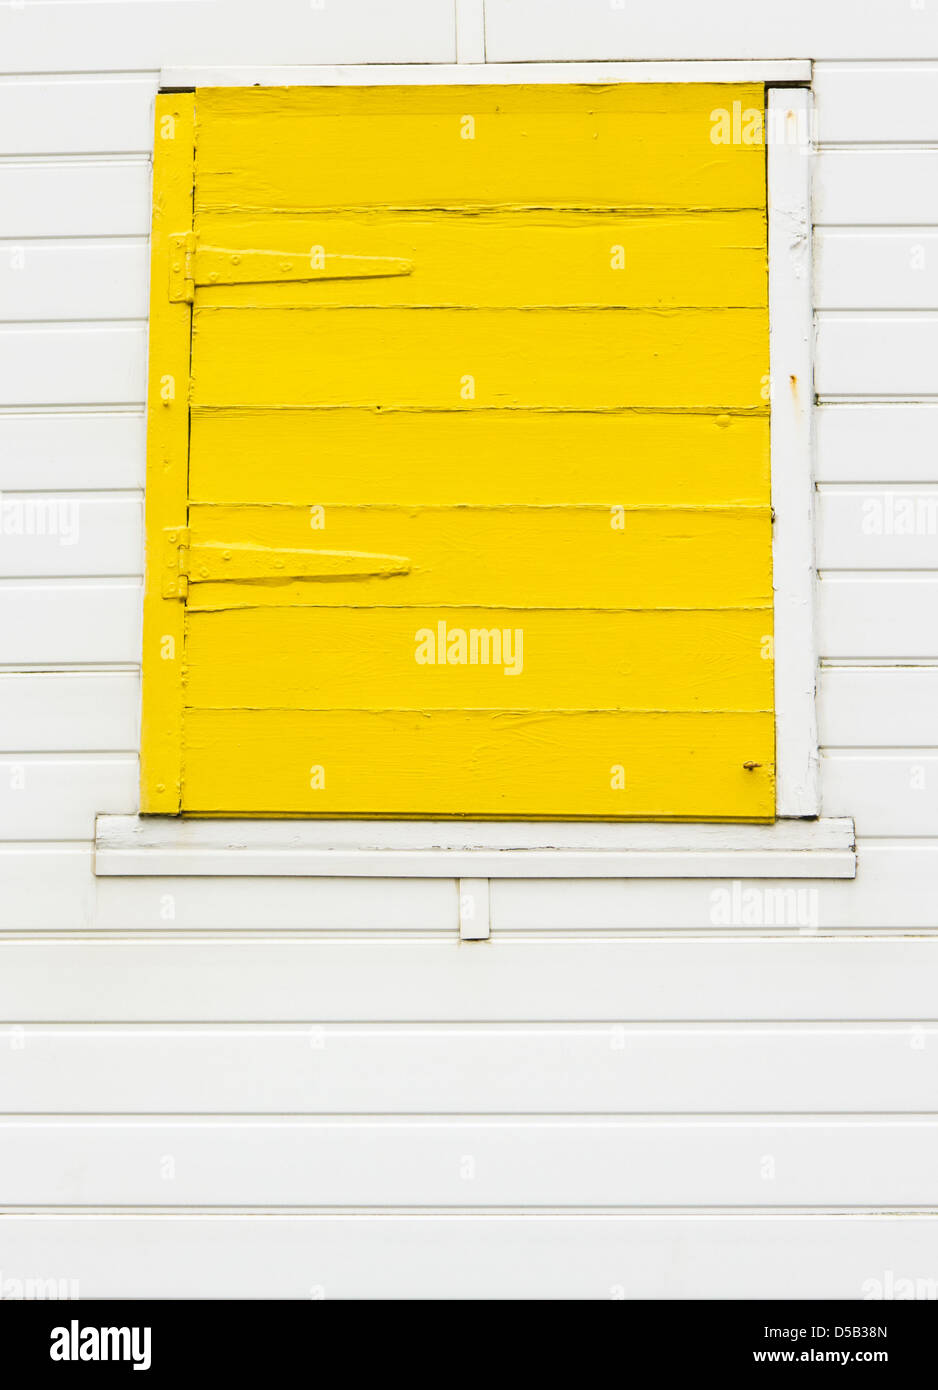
[142,84,774,819]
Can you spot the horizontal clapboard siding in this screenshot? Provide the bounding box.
[0,1024,934,1114]
[0,496,141,576]
[816,230,938,310]
[0,160,150,237]
[0,413,144,490]
[0,76,155,155]
[493,848,938,929]
[0,756,136,838]
[483,12,938,62]
[0,45,934,1299]
[817,487,938,569]
[0,845,94,929]
[818,577,938,659]
[1,1212,933,1300]
[0,240,148,321]
[816,314,938,397]
[0,673,138,750]
[815,150,938,225]
[0,4,455,74]
[814,63,938,144]
[0,325,145,406]
[2,1116,938,1206]
[819,667,938,746]
[0,841,930,931]
[816,405,938,481]
[4,937,938,1021]
[0,584,140,666]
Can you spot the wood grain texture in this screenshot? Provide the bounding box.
[185,504,772,610]
[192,209,768,309]
[181,708,774,819]
[189,409,770,506]
[185,608,773,710]
[191,306,768,409]
[193,84,767,211]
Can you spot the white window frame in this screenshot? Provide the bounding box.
[96,63,852,879]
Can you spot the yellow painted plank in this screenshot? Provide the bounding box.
[193,84,766,212]
[189,409,770,506]
[140,93,193,814]
[185,504,772,611]
[191,306,768,410]
[184,607,773,712]
[192,210,767,309]
[181,709,775,820]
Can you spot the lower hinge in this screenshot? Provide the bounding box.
[168,232,195,303]
[162,525,190,598]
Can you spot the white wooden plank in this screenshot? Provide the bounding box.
[0,845,94,930]
[0,412,144,491]
[768,89,819,817]
[93,815,856,879]
[823,754,938,836]
[819,667,938,747]
[494,845,938,930]
[3,1023,936,1115]
[458,878,490,939]
[163,60,813,86]
[818,487,938,569]
[817,231,938,310]
[0,160,150,238]
[0,757,136,839]
[818,576,938,660]
[455,1,486,63]
[816,314,938,397]
[0,77,155,156]
[96,877,456,933]
[815,64,938,144]
[0,3,455,74]
[0,673,138,751]
[0,497,141,578]
[0,583,140,666]
[85,842,938,931]
[815,150,938,226]
[0,325,145,407]
[0,241,147,322]
[2,1116,938,1207]
[815,405,938,483]
[0,1211,933,1300]
[4,937,938,1021]
[483,6,928,61]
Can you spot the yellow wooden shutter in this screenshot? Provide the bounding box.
[141,84,774,819]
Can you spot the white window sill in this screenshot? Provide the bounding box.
[94,816,856,879]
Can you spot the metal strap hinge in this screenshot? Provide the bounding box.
[162,525,190,598]
[169,234,413,301]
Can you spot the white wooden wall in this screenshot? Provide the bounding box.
[1,2,938,1298]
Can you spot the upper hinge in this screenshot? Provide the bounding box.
[168,232,195,303]
[162,525,190,598]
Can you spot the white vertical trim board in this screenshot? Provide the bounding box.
[768,88,820,818]
[455,1,486,64]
